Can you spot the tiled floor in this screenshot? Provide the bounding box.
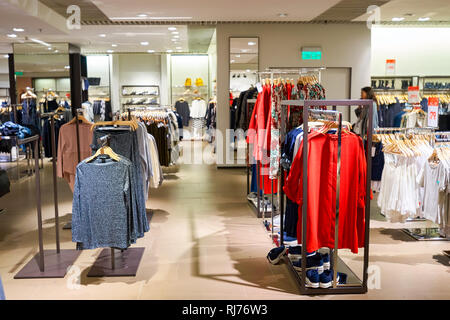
[0,141,449,299]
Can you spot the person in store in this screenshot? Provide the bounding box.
[353,86,379,136]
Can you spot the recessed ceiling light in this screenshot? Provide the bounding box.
[48,47,52,50]
[418,17,430,21]
[99,34,106,37]
[177,50,182,52]
[137,14,148,17]
[235,54,241,58]
[111,44,118,47]
[241,49,249,53]
[246,69,251,72]
[173,35,179,38]
[171,31,179,35]
[171,38,178,42]
[176,47,182,50]
[392,17,405,21]
[147,49,155,53]
[7,34,17,38]
[64,65,70,69]
[54,50,59,53]
[30,38,51,47]
[248,41,256,46]
[278,13,288,18]
[140,41,149,46]
[107,49,114,53]
[2,55,8,58]
[13,28,24,32]
[168,27,177,31]
[230,59,235,63]
[166,49,173,53]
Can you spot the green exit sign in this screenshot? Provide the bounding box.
[302,51,322,60]
[15,71,24,76]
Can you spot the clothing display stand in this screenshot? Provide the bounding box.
[86,134,145,277]
[63,110,82,230]
[14,134,80,279]
[278,99,373,295]
[372,127,449,241]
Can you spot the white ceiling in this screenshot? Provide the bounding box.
[93,0,342,21]
[0,0,450,55]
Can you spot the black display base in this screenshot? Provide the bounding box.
[14,249,81,279]
[87,247,145,277]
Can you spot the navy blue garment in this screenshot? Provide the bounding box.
[0,121,31,139]
[72,156,138,249]
[21,99,39,129]
[393,111,405,128]
[250,163,257,193]
[371,142,384,181]
[284,198,299,238]
[92,130,149,239]
[42,118,67,158]
[420,98,428,112]
[281,127,303,170]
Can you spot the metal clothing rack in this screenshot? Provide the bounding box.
[14,134,81,279]
[278,99,373,295]
[85,133,145,277]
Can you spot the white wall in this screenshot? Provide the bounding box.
[371,27,450,76]
[0,58,8,88]
[87,55,110,86]
[171,55,209,86]
[216,23,372,166]
[118,54,161,87]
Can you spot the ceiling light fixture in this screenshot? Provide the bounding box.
[147,49,155,53]
[48,47,52,50]
[230,59,235,63]
[278,13,288,18]
[171,31,179,35]
[235,54,241,58]
[140,41,149,45]
[13,28,24,32]
[177,50,182,52]
[112,44,118,47]
[7,34,17,38]
[168,27,177,31]
[246,69,251,72]
[30,38,51,47]
[99,34,106,37]
[418,17,430,21]
[176,47,182,50]
[150,17,192,20]
[2,55,9,58]
[171,38,178,42]
[54,50,59,53]
[166,49,173,53]
[107,49,114,53]
[248,41,256,46]
[137,14,148,17]
[64,65,70,69]
[391,17,405,21]
[241,49,249,53]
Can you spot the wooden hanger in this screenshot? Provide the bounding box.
[91,120,138,131]
[68,114,91,125]
[86,146,121,163]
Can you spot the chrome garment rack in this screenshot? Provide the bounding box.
[278,99,373,295]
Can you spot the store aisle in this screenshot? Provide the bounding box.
[0,141,449,299]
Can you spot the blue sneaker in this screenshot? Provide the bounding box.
[321,253,330,270]
[287,246,316,260]
[278,232,297,245]
[319,270,348,288]
[266,246,287,265]
[292,252,324,274]
[305,269,319,288]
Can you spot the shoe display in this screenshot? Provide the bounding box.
[266,246,287,265]
[287,245,316,260]
[319,270,338,288]
[321,252,330,270]
[293,252,324,274]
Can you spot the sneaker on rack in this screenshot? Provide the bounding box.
[319,270,347,288]
[247,192,257,201]
[266,246,287,265]
[321,252,330,270]
[292,252,324,274]
[287,245,316,260]
[305,269,320,288]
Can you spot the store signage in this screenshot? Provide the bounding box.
[301,47,322,60]
[385,59,396,75]
[408,86,420,104]
[427,97,439,128]
[15,71,23,76]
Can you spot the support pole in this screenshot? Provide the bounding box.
[50,116,60,253]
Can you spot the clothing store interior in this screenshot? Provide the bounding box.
[0,0,449,300]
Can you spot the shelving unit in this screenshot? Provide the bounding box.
[171,85,208,105]
[121,85,160,110]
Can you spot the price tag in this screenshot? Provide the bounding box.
[427,97,439,128]
[256,82,263,93]
[385,59,396,75]
[408,86,420,104]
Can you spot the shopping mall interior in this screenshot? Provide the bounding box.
[0,0,449,300]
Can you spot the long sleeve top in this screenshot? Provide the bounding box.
[72,156,138,249]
